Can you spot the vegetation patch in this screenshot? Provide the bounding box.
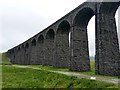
[29,61,119,80]
[1,52,119,88]
[1,53,11,65]
[2,65,118,88]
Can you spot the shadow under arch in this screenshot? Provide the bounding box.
[15,46,20,64]
[31,39,37,46]
[46,29,55,39]
[38,35,44,43]
[73,7,95,28]
[30,39,37,64]
[70,7,95,72]
[44,29,55,66]
[25,43,30,64]
[96,2,120,76]
[10,49,15,64]
[21,44,25,64]
[37,35,44,65]
[55,20,70,68]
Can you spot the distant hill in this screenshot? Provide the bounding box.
[90,56,95,60]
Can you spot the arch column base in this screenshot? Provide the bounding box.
[70,26,90,72]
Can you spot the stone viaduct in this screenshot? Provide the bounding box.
[7,0,120,76]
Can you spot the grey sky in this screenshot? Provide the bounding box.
[0,0,119,57]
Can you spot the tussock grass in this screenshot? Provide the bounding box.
[2,65,118,88]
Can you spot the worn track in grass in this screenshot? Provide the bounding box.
[12,65,120,85]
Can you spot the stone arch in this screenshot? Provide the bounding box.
[44,29,55,66]
[9,50,11,55]
[11,49,15,63]
[38,35,44,43]
[18,47,20,51]
[30,38,37,64]
[25,43,29,49]
[70,7,95,71]
[16,46,21,64]
[31,39,37,46]
[100,2,120,17]
[22,45,24,48]
[73,7,95,28]
[55,20,70,68]
[20,45,25,64]
[37,35,44,65]
[25,43,30,64]
[96,2,120,76]
[57,21,70,34]
[7,50,11,62]
[13,48,16,63]
[46,29,55,39]
[8,50,11,58]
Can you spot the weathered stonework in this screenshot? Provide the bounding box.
[7,1,120,76]
[55,21,70,68]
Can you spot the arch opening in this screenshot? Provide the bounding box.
[73,8,94,28]
[37,35,44,65]
[31,39,37,64]
[16,47,21,64]
[9,51,11,54]
[24,43,29,64]
[115,6,120,51]
[31,39,37,46]
[44,29,55,66]
[87,15,95,72]
[12,49,15,61]
[57,21,70,34]
[38,35,44,44]
[55,20,70,68]
[22,45,24,49]
[18,47,20,51]
[46,29,55,39]
[71,7,95,71]
[25,43,29,49]
[21,45,25,64]
[25,43,29,52]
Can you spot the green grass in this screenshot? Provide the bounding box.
[77,60,95,75]
[29,64,70,72]
[28,60,95,73]
[2,65,118,88]
[29,61,119,79]
[1,52,120,88]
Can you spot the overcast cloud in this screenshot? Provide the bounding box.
[0,0,119,57]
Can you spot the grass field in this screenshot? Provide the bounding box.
[1,53,120,88]
[2,65,119,88]
[29,61,119,79]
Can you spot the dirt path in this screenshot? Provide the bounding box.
[12,65,120,85]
